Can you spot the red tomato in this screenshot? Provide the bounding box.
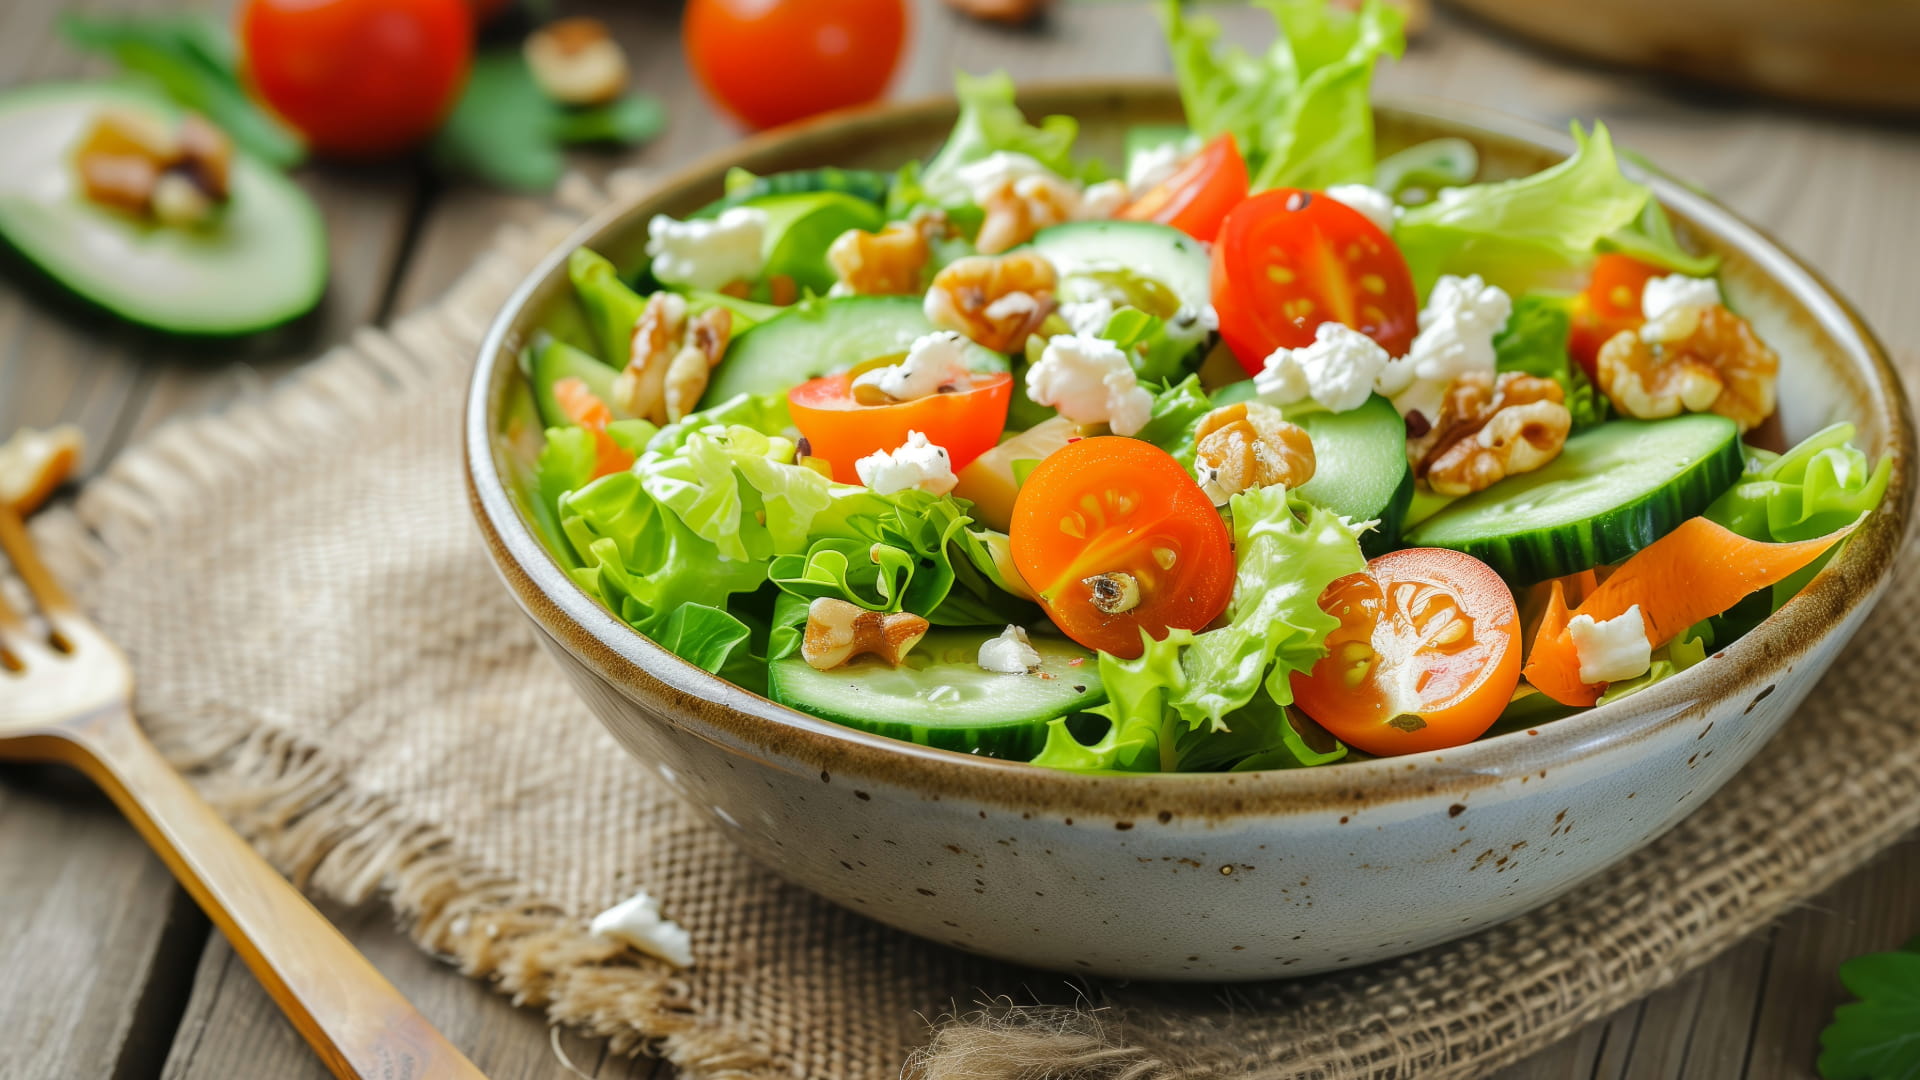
[1569,254,1663,376]
[1211,188,1419,376]
[1118,133,1249,244]
[1009,438,1233,658]
[683,0,907,131]
[239,0,472,158]
[1291,548,1521,756]
[787,371,1011,484]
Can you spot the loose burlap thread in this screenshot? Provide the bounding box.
[30,184,1920,1080]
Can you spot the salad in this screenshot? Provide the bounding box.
[511,0,1890,774]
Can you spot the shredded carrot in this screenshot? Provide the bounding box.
[552,376,634,479]
[1522,516,1858,706]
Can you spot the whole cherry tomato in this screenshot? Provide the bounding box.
[683,0,908,130]
[1568,253,1664,377]
[787,371,1011,484]
[1290,547,1521,756]
[1010,437,1233,658]
[1211,187,1420,375]
[239,0,473,158]
[1119,133,1249,244]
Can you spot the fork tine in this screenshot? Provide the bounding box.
[0,506,76,624]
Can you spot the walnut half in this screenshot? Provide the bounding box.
[924,251,1058,353]
[1415,372,1571,496]
[1595,305,1779,432]
[827,220,931,296]
[801,598,930,670]
[1192,401,1316,505]
[612,296,733,425]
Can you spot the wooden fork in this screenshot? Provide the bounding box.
[0,507,490,1080]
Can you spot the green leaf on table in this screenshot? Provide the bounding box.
[432,52,665,191]
[59,12,305,168]
[1817,937,1920,1080]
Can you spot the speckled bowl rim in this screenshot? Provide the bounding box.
[466,84,1915,820]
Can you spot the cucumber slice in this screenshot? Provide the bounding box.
[1406,414,1743,584]
[767,629,1104,759]
[702,295,1006,405]
[0,83,326,336]
[529,340,618,430]
[1027,220,1211,315]
[693,166,892,219]
[751,191,885,294]
[1287,395,1414,557]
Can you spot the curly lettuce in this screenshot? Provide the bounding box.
[1493,294,1609,430]
[1707,423,1891,544]
[918,71,1081,206]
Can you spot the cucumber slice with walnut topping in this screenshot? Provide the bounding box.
[767,628,1104,760]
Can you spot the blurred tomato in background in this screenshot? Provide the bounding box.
[240,0,473,158]
[683,0,908,130]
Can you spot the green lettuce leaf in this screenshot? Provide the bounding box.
[1033,628,1196,772]
[1160,0,1405,192]
[1133,375,1216,470]
[1706,422,1891,543]
[1493,294,1609,429]
[1604,198,1720,278]
[568,248,648,366]
[1394,123,1652,296]
[919,71,1080,205]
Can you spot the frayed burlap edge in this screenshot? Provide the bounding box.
[29,176,797,1080]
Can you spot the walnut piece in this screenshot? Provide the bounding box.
[0,424,84,517]
[1595,305,1779,432]
[1192,401,1316,505]
[925,251,1058,353]
[801,597,930,671]
[828,221,931,296]
[525,17,629,106]
[74,109,231,225]
[974,173,1086,255]
[1415,372,1571,496]
[613,295,733,425]
[662,307,733,423]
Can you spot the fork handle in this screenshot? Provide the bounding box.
[45,707,490,1080]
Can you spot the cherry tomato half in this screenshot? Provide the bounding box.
[1568,253,1663,377]
[1211,188,1419,376]
[1119,133,1248,244]
[1290,548,1521,756]
[683,0,907,131]
[239,0,473,158]
[788,371,1011,484]
[1010,438,1233,658]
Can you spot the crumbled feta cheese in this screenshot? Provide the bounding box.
[1163,304,1216,350]
[1126,134,1201,195]
[978,624,1043,674]
[955,151,1056,202]
[1325,183,1398,236]
[1256,322,1392,413]
[854,430,959,496]
[1377,274,1512,422]
[646,207,766,291]
[1640,273,1722,343]
[1567,605,1653,685]
[1077,179,1130,220]
[589,889,693,968]
[851,331,971,402]
[1026,333,1154,436]
[1059,297,1116,338]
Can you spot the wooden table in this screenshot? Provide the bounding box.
[3,2,1915,1077]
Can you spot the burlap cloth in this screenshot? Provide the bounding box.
[32,184,1920,1080]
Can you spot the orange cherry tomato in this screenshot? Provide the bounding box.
[552,376,634,480]
[1118,133,1249,244]
[787,371,1011,484]
[239,0,473,158]
[1291,548,1521,756]
[1009,438,1233,658]
[1211,188,1419,376]
[1568,253,1664,377]
[683,0,907,130]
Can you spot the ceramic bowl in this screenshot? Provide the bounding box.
[465,86,1913,979]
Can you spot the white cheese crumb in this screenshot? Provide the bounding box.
[1640,273,1722,343]
[1059,297,1116,338]
[1325,183,1398,236]
[1026,333,1154,436]
[978,624,1043,674]
[589,890,693,969]
[1163,303,1216,350]
[646,207,766,291]
[851,331,972,402]
[854,431,959,496]
[955,151,1056,202]
[1256,321,1393,414]
[1126,134,1201,195]
[1077,179,1130,220]
[1567,605,1653,685]
[1377,273,1511,422]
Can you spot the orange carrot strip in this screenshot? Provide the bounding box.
[552,376,634,479]
[1523,516,1857,706]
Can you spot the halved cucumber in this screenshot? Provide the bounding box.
[703,295,1005,405]
[529,340,618,430]
[692,166,892,219]
[1026,220,1211,315]
[1406,414,1743,584]
[767,628,1104,759]
[0,83,327,336]
[1287,394,1415,557]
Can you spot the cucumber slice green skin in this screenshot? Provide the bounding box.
[1406,414,1744,585]
[768,629,1105,760]
[0,83,327,336]
[1026,220,1212,315]
[529,340,619,430]
[691,167,892,219]
[1287,394,1415,557]
[702,295,1007,406]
